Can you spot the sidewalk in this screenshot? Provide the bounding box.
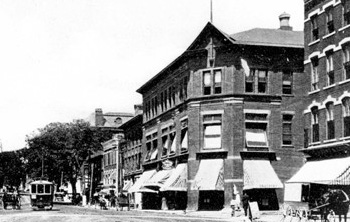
[81,203,282,221]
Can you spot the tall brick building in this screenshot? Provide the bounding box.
[286,0,350,206]
[128,14,306,211]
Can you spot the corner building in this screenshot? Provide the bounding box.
[286,0,350,208]
[134,15,306,211]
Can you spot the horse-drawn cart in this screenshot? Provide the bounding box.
[281,189,350,222]
[1,192,21,210]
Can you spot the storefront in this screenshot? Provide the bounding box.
[243,159,283,210]
[128,170,156,209]
[191,159,224,210]
[285,156,350,208]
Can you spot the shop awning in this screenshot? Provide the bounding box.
[243,160,283,190]
[191,159,224,190]
[122,180,133,191]
[287,156,350,185]
[160,163,187,191]
[128,170,156,193]
[143,169,174,188]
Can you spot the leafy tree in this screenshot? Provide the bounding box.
[25,120,113,196]
[0,150,27,188]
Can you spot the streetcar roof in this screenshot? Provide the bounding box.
[30,180,53,185]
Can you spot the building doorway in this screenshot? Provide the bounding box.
[198,191,224,210]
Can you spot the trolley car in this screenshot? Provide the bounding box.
[30,179,54,210]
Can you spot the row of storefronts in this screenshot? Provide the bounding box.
[86,4,350,211]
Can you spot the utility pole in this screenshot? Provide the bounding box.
[41,147,44,178]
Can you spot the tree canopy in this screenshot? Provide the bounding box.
[25,120,114,194]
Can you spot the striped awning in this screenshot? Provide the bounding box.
[243,160,283,190]
[287,156,350,185]
[122,180,133,191]
[143,169,174,188]
[128,170,156,193]
[160,163,187,191]
[191,159,224,191]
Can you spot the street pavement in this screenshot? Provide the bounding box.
[0,203,284,222]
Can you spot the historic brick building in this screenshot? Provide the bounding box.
[129,14,306,211]
[287,0,350,205]
[119,105,143,208]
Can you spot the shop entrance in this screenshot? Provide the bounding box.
[245,189,279,210]
[198,191,224,210]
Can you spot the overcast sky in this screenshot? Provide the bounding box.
[0,0,304,151]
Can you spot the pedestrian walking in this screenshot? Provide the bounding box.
[242,191,250,217]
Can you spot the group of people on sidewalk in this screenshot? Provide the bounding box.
[230,189,250,218]
[92,191,129,211]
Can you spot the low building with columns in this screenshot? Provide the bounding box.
[129,13,306,211]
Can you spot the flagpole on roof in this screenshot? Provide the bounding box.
[210,0,213,23]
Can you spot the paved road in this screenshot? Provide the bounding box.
[0,204,255,222]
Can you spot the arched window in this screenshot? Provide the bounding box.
[342,97,350,137]
[326,102,335,140]
[311,106,319,142]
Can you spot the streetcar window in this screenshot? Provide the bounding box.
[31,184,37,193]
[45,185,50,193]
[38,184,44,193]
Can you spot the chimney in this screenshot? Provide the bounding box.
[279,12,293,31]
[95,108,104,126]
[134,104,143,116]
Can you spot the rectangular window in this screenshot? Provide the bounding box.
[144,135,152,162]
[245,113,268,148]
[343,45,350,80]
[326,7,334,34]
[311,58,319,91]
[172,86,176,105]
[343,1,350,26]
[45,185,51,194]
[31,185,37,193]
[168,87,172,107]
[257,70,267,93]
[181,119,188,152]
[203,69,222,95]
[161,135,168,157]
[311,16,319,41]
[160,92,164,112]
[282,115,293,145]
[214,70,222,94]
[169,131,176,155]
[203,71,211,95]
[203,114,222,149]
[282,71,293,94]
[150,133,158,160]
[245,70,254,93]
[38,184,44,194]
[245,69,268,93]
[183,76,188,99]
[311,107,319,142]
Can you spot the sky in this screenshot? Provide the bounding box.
[0,0,304,151]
